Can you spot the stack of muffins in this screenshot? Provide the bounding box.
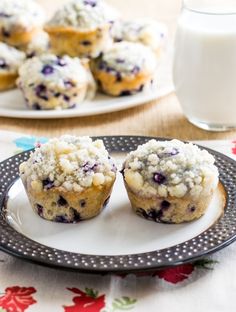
[0,0,168,110]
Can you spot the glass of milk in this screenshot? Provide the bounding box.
[173,0,236,131]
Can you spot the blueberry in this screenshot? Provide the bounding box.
[42,178,54,190]
[153,173,166,184]
[114,38,123,42]
[116,58,125,64]
[36,203,43,216]
[69,103,76,109]
[170,148,179,156]
[103,196,110,208]
[64,80,75,88]
[35,84,48,101]
[116,72,122,82]
[98,61,107,70]
[189,205,196,213]
[27,52,35,58]
[159,148,179,159]
[81,40,91,46]
[72,208,82,222]
[56,57,66,66]
[82,162,97,173]
[0,13,11,18]
[84,0,97,7]
[138,84,144,92]
[32,103,41,110]
[80,200,86,207]
[55,215,69,223]
[136,208,162,222]
[57,196,68,206]
[63,95,70,101]
[120,90,131,96]
[2,27,10,37]
[161,200,170,209]
[131,65,140,75]
[41,65,54,75]
[54,92,61,97]
[0,57,7,69]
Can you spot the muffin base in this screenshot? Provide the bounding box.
[19,81,88,110]
[45,24,112,58]
[23,179,115,223]
[0,27,41,48]
[124,182,217,224]
[92,66,153,96]
[0,72,18,91]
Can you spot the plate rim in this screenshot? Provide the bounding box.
[0,86,174,119]
[0,135,235,274]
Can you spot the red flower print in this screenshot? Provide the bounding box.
[64,288,105,312]
[232,140,236,155]
[155,263,194,284]
[0,286,37,312]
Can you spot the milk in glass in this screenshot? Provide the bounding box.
[173,0,236,131]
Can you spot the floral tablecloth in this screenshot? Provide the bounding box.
[0,130,236,312]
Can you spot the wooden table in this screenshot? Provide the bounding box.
[1,0,235,140]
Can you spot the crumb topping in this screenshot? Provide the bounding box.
[123,139,219,198]
[0,0,45,32]
[0,42,25,73]
[19,136,116,192]
[112,18,168,52]
[47,0,119,30]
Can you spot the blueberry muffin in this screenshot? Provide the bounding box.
[17,54,96,110]
[92,41,157,96]
[122,139,219,224]
[0,42,25,91]
[112,18,168,57]
[45,0,118,58]
[25,31,50,58]
[0,0,45,48]
[19,136,117,223]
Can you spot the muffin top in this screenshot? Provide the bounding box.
[0,42,25,73]
[96,41,157,77]
[123,139,219,199]
[0,0,45,32]
[18,54,88,90]
[19,136,116,192]
[26,32,50,58]
[47,0,119,31]
[112,19,168,52]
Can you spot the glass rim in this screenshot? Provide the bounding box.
[183,0,236,15]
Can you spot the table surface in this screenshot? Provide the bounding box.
[1,0,235,140]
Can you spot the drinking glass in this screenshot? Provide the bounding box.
[173,0,236,131]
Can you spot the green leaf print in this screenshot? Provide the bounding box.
[103,296,137,312]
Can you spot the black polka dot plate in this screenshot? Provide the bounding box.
[0,136,235,274]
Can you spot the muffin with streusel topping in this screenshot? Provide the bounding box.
[0,42,25,91]
[19,136,116,223]
[17,53,96,110]
[0,0,45,48]
[92,41,157,96]
[122,139,219,224]
[111,18,168,57]
[45,0,118,58]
